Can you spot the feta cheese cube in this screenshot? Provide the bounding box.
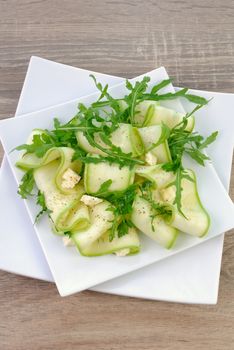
[160,186,176,203]
[145,152,157,166]
[61,168,81,189]
[80,195,103,207]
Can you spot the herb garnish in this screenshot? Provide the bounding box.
[35,191,52,223]
[124,76,150,124]
[141,88,209,105]
[17,169,35,199]
[15,133,56,158]
[103,184,138,241]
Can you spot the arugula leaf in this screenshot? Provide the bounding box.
[185,148,210,166]
[184,132,218,166]
[184,94,210,105]
[118,219,134,238]
[124,76,150,124]
[94,180,113,197]
[51,117,79,148]
[141,88,209,105]
[86,134,144,168]
[198,131,218,150]
[105,184,138,241]
[72,151,142,169]
[18,170,35,199]
[15,133,55,158]
[150,79,171,94]
[90,74,121,113]
[90,74,109,101]
[166,168,186,218]
[35,191,52,223]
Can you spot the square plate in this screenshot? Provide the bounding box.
[0,65,234,297]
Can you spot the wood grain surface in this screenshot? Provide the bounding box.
[0,1,234,349]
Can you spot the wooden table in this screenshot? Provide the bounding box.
[0,1,233,349]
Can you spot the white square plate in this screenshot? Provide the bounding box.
[0,65,234,297]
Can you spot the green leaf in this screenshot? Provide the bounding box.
[141,88,209,106]
[94,180,113,197]
[199,131,218,150]
[184,94,209,105]
[124,76,150,124]
[125,80,133,91]
[18,170,35,199]
[118,219,134,238]
[166,168,189,218]
[142,88,188,102]
[35,190,52,223]
[150,79,171,94]
[186,149,210,166]
[15,133,55,158]
[72,146,87,161]
[105,184,138,241]
[90,74,120,113]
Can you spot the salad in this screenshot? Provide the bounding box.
[15,76,218,257]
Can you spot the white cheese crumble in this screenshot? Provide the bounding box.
[115,248,130,257]
[61,168,81,189]
[145,152,157,166]
[62,236,75,247]
[80,195,103,207]
[160,187,176,203]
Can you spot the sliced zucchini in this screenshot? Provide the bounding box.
[136,164,174,188]
[34,160,90,233]
[84,155,135,194]
[72,200,114,253]
[162,170,210,237]
[138,125,171,163]
[73,227,140,257]
[131,195,178,249]
[135,102,194,132]
[134,101,160,126]
[146,105,194,131]
[111,124,144,156]
[16,142,82,195]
